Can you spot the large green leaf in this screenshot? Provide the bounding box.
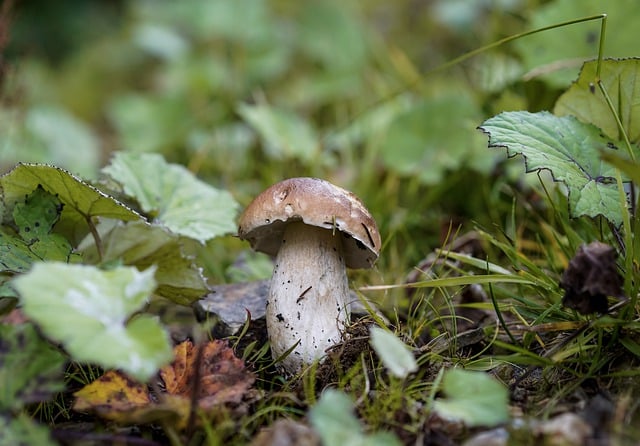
[0,163,142,245]
[237,103,319,161]
[555,58,640,144]
[13,263,172,381]
[514,0,640,87]
[379,94,492,184]
[102,152,239,243]
[309,390,401,446]
[79,221,209,304]
[0,323,66,411]
[479,111,626,225]
[433,369,509,427]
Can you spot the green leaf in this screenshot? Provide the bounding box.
[25,105,101,179]
[555,58,640,144]
[297,2,368,72]
[0,413,57,446]
[370,327,417,379]
[0,163,142,245]
[237,103,319,161]
[0,323,66,411]
[0,229,42,274]
[620,336,640,357]
[380,94,492,184]
[0,187,80,273]
[433,369,509,427]
[514,0,640,87]
[600,151,640,185]
[102,152,239,242]
[479,111,626,225]
[13,263,172,381]
[309,389,402,446]
[79,220,208,304]
[107,94,191,154]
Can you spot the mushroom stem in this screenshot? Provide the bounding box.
[267,221,350,373]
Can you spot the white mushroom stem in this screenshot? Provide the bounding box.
[267,221,350,374]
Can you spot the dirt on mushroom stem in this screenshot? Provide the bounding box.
[267,221,351,374]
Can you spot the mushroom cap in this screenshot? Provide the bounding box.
[238,177,380,269]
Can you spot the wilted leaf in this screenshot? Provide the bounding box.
[13,262,172,381]
[555,58,640,144]
[560,241,624,314]
[74,370,151,417]
[433,369,509,427]
[0,323,66,411]
[479,111,626,225]
[237,103,318,161]
[102,152,239,242]
[0,163,142,245]
[161,339,255,409]
[73,340,255,429]
[79,221,208,304]
[309,389,401,446]
[0,413,57,446]
[369,327,417,379]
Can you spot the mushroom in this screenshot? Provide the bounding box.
[238,177,380,374]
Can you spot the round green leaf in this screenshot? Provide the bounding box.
[433,369,509,427]
[103,152,239,242]
[13,263,172,381]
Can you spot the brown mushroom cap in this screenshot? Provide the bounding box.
[238,177,380,269]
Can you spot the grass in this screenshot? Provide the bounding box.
[3,0,640,444]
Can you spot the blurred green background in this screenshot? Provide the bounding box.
[2,0,638,294]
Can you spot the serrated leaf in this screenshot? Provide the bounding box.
[370,326,417,379]
[433,369,509,427]
[13,263,172,381]
[0,163,142,245]
[237,103,318,161]
[0,413,57,446]
[102,152,239,243]
[479,111,626,225]
[0,187,80,273]
[0,323,66,411]
[0,228,42,273]
[555,58,640,144]
[309,389,401,446]
[80,221,208,304]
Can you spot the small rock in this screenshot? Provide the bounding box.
[251,418,319,446]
